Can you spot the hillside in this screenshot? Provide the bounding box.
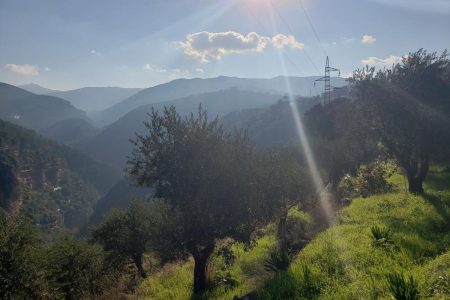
[40,118,99,147]
[96,76,347,126]
[82,88,289,170]
[134,167,450,299]
[84,179,151,229]
[0,82,88,130]
[0,120,120,233]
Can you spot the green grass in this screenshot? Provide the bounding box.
[135,167,450,299]
[258,167,450,299]
[135,235,276,300]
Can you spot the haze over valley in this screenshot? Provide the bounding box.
[1,0,449,299]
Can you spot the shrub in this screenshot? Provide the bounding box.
[386,272,420,300]
[339,159,395,200]
[264,251,291,274]
[0,214,44,299]
[44,235,114,299]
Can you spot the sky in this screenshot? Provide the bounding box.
[0,0,449,90]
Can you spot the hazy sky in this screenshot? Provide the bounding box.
[0,0,449,90]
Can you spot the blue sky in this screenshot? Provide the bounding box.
[0,0,449,90]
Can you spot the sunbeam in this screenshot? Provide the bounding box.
[266,5,335,225]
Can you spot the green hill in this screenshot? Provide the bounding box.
[0,120,120,234]
[0,82,88,130]
[134,167,450,299]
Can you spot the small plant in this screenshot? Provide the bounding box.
[386,272,420,300]
[370,225,393,248]
[264,251,291,273]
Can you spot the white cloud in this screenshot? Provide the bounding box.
[4,64,39,76]
[361,35,376,45]
[271,34,304,49]
[143,64,167,73]
[178,31,304,63]
[195,68,204,74]
[44,67,51,71]
[361,55,403,65]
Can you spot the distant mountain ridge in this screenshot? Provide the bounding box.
[19,83,143,113]
[81,87,290,170]
[96,76,347,126]
[0,82,88,131]
[50,87,143,112]
[19,83,58,95]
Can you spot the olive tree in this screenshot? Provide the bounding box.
[127,106,260,293]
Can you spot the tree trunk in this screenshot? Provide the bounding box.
[192,243,215,294]
[407,174,424,194]
[406,157,428,194]
[277,214,288,252]
[133,254,146,278]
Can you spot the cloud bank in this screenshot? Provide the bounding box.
[361,35,376,44]
[4,64,39,76]
[179,31,304,63]
[361,55,403,65]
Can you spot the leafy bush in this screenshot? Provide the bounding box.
[386,272,420,300]
[44,235,115,299]
[0,214,44,299]
[285,208,313,251]
[264,251,291,274]
[339,159,395,200]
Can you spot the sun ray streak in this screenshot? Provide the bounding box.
[267,7,334,225]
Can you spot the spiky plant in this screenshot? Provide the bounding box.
[386,272,420,300]
[371,225,393,247]
[264,251,291,274]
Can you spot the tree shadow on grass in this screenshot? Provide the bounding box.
[423,193,450,227]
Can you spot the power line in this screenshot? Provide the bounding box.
[241,0,306,76]
[296,0,327,57]
[269,0,321,75]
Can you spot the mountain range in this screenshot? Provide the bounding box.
[2,76,349,226]
[19,83,143,112]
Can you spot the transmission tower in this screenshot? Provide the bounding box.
[314,56,340,105]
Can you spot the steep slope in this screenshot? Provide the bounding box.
[50,86,143,112]
[257,168,450,299]
[0,120,120,234]
[0,82,88,130]
[221,87,351,148]
[82,88,286,170]
[84,179,151,229]
[19,83,58,94]
[97,76,347,126]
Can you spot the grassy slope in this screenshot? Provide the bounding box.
[258,167,450,299]
[135,167,450,299]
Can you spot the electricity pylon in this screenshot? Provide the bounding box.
[314,56,340,105]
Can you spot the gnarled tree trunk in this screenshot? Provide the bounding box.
[192,243,215,294]
[405,155,429,194]
[133,254,146,278]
